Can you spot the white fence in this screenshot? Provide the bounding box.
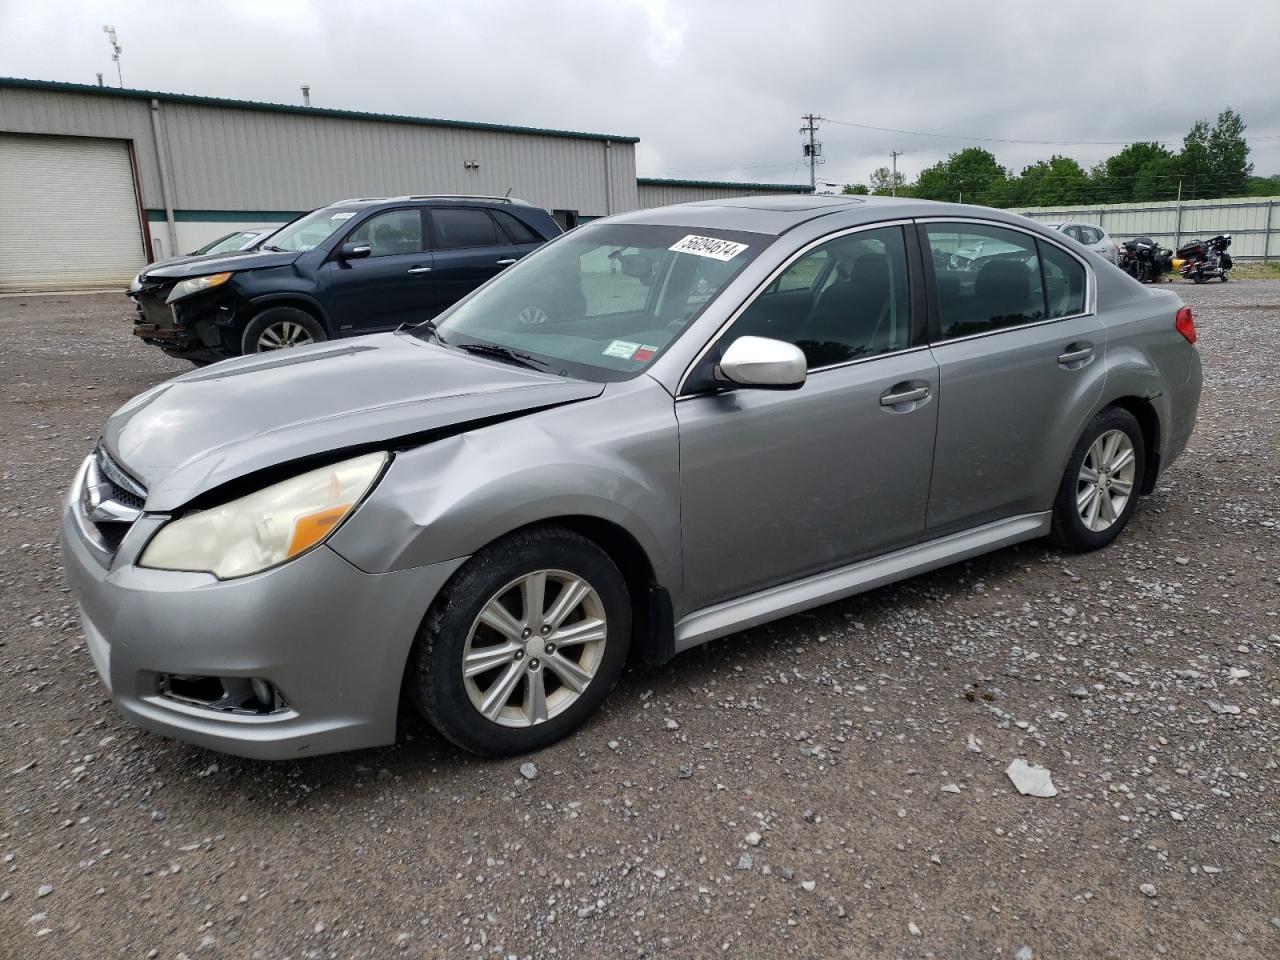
[1018,195,1280,260]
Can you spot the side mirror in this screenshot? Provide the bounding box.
[718,336,807,390]
[340,242,372,260]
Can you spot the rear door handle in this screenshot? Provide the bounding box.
[495,258,518,266]
[1057,344,1094,365]
[879,385,930,408]
[407,266,432,275]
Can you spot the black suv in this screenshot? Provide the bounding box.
[129,196,561,364]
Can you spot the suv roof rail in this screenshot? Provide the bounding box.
[327,197,386,206]
[408,194,530,205]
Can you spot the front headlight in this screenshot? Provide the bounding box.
[166,271,233,304]
[139,452,387,579]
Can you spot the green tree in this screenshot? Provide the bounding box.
[912,148,1007,205]
[1092,142,1176,203]
[1179,119,1212,199]
[1247,173,1280,196]
[1009,155,1091,206]
[1205,108,1252,196]
[867,165,906,196]
[841,182,869,195]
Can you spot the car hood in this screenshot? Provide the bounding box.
[139,248,301,283]
[102,333,604,511]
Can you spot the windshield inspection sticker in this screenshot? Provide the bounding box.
[669,235,749,262]
[329,212,357,221]
[603,340,640,359]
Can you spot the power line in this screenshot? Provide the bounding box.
[820,114,1280,147]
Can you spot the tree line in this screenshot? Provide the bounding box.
[841,109,1279,207]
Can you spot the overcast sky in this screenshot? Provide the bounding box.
[3,0,1278,188]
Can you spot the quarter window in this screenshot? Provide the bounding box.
[728,226,912,369]
[347,210,423,257]
[924,224,1045,339]
[493,209,541,244]
[431,208,503,249]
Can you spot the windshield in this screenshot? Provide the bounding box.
[419,222,768,381]
[194,231,261,256]
[264,207,362,252]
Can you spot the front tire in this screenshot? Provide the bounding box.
[409,526,631,756]
[1049,407,1146,552]
[241,307,327,354]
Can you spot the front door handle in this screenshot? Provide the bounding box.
[879,385,930,408]
[495,258,518,266]
[407,266,432,275]
[1057,343,1094,366]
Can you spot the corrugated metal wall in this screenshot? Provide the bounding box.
[1019,196,1280,260]
[637,179,812,208]
[0,85,639,218]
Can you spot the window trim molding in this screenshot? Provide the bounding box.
[676,218,917,399]
[914,215,1096,345]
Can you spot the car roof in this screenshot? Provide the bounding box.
[605,195,1054,237]
[324,195,533,210]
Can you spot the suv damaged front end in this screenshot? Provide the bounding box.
[130,269,243,362]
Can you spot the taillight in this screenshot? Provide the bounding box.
[1175,306,1197,344]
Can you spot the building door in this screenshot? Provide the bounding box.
[0,133,147,292]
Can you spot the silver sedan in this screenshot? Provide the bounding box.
[1044,220,1120,264]
[61,196,1201,759]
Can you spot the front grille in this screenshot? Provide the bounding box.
[77,447,147,564]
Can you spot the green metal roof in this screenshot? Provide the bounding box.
[637,177,814,194]
[0,77,640,144]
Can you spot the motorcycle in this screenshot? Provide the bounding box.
[1176,234,1233,283]
[1118,236,1173,283]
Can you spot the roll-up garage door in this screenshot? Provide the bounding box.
[0,133,148,293]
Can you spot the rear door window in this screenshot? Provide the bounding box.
[924,223,1045,339]
[1037,240,1088,318]
[431,208,504,250]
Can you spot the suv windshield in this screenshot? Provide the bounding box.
[418,223,768,381]
[264,207,363,252]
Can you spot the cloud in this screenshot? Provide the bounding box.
[2,0,1277,186]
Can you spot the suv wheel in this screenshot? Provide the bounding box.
[1050,407,1145,552]
[241,307,327,354]
[409,527,631,755]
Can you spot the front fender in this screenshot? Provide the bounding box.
[328,380,682,593]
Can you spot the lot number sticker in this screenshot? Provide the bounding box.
[669,235,749,262]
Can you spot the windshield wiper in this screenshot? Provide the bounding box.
[453,341,547,370]
[260,244,288,253]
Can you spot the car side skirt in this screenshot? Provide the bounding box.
[673,512,1052,654]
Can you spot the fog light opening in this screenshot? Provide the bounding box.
[156,674,288,715]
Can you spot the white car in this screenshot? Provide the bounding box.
[1045,221,1118,264]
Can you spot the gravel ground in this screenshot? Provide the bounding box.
[0,282,1276,960]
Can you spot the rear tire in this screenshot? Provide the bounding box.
[1049,407,1146,552]
[241,307,327,354]
[409,526,631,756]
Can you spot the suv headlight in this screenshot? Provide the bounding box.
[139,452,387,579]
[166,272,233,304]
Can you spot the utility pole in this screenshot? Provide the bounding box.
[102,25,123,87]
[800,114,822,190]
[890,150,903,197]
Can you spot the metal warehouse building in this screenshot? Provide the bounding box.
[0,77,810,293]
[638,177,813,207]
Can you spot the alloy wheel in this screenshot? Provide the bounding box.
[461,569,608,728]
[1076,429,1136,533]
[257,321,315,351]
